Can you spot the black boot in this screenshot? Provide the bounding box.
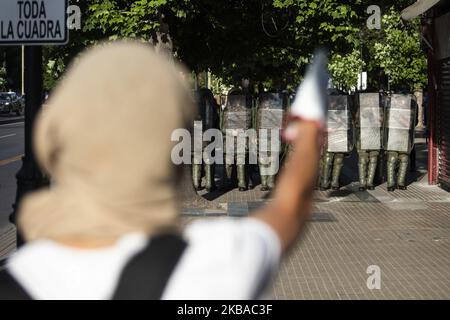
[331,153,343,190]
[358,152,368,191]
[386,152,397,192]
[398,153,409,189]
[237,164,248,192]
[204,164,216,192]
[367,152,379,192]
[320,152,333,190]
[260,173,268,191]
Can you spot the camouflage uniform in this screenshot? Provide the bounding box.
[320,92,354,190]
[384,93,417,191]
[221,88,253,191]
[355,92,384,191]
[192,88,220,191]
[256,92,287,191]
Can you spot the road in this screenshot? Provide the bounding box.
[0,121,24,161]
[0,121,23,236]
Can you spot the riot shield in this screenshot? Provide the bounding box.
[223,91,253,165]
[384,94,415,153]
[223,94,252,130]
[326,95,353,153]
[256,92,286,130]
[195,88,218,130]
[357,93,383,151]
[256,93,287,173]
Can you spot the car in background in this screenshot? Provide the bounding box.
[0,92,24,116]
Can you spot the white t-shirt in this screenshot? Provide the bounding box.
[6,217,281,300]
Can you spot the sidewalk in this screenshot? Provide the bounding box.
[0,160,19,266]
[271,195,450,299]
[183,138,450,299]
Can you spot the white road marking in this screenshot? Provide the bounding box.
[0,121,24,127]
[0,134,16,139]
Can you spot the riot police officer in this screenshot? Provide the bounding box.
[355,92,384,191]
[320,90,354,191]
[221,88,253,191]
[256,92,287,191]
[384,93,418,191]
[192,88,220,192]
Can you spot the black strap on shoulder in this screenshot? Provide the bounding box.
[0,270,32,300]
[112,233,187,300]
[0,233,186,300]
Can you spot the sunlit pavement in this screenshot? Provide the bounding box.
[183,137,450,299]
[181,176,450,299]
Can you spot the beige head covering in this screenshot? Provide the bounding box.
[18,41,196,242]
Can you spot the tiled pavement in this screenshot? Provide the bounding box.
[182,179,450,299]
[182,139,450,299]
[271,201,450,299]
[0,226,15,269]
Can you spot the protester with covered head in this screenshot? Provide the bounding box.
[0,41,328,300]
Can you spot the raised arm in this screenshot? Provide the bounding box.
[253,50,329,253]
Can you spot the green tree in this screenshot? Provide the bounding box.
[41,0,425,93]
[369,7,427,91]
[328,49,365,91]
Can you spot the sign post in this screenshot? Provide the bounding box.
[0,0,68,245]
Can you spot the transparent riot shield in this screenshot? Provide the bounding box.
[358,93,383,151]
[223,93,252,165]
[258,92,284,109]
[326,95,353,153]
[223,95,252,130]
[256,93,286,174]
[256,94,284,152]
[384,94,415,153]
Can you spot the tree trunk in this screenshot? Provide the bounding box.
[414,89,424,129]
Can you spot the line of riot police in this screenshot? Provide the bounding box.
[320,88,418,192]
[191,86,289,192]
[191,86,417,193]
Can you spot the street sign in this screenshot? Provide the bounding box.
[0,0,68,45]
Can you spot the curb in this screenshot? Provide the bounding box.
[181,208,227,216]
[0,117,24,125]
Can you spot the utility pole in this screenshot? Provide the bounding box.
[21,46,24,95]
[359,31,364,92]
[10,46,46,246]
